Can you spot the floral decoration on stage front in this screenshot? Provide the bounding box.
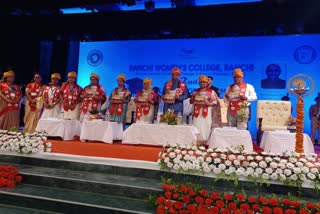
[0,130,52,154]
[158,145,320,190]
[154,180,320,214]
[160,109,178,125]
[0,165,22,187]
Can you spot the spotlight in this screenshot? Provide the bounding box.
[144,0,155,12]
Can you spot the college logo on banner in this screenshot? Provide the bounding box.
[294,45,317,64]
[87,50,103,66]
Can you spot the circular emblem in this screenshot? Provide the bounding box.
[175,88,182,96]
[287,74,315,97]
[294,46,317,64]
[87,50,103,66]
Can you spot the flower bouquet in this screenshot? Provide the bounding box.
[160,109,178,125]
[0,130,52,154]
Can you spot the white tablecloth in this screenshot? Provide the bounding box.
[260,131,315,153]
[122,123,199,146]
[80,120,123,143]
[208,127,253,151]
[35,119,81,141]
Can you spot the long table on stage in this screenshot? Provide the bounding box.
[80,120,123,143]
[208,127,253,151]
[35,119,81,141]
[122,123,199,146]
[260,131,315,154]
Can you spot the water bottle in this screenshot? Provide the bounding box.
[105,109,111,121]
[177,112,182,125]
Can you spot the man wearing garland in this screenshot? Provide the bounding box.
[161,67,189,115]
[224,68,257,129]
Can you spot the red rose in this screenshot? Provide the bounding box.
[262,206,272,214]
[252,204,260,212]
[6,180,15,187]
[157,196,166,205]
[273,207,284,214]
[248,196,257,203]
[220,208,231,214]
[209,206,219,213]
[200,189,208,197]
[282,199,291,206]
[182,195,190,204]
[15,175,22,183]
[259,197,269,205]
[162,183,171,190]
[172,193,179,199]
[157,205,166,214]
[236,193,246,201]
[8,175,14,180]
[284,209,296,214]
[228,202,237,211]
[189,189,196,197]
[270,198,279,206]
[224,193,233,201]
[299,209,310,214]
[205,198,213,206]
[187,204,197,213]
[306,203,317,209]
[291,201,301,208]
[234,210,242,214]
[165,191,172,199]
[195,196,204,205]
[168,207,175,214]
[197,205,208,214]
[165,200,173,208]
[240,203,250,211]
[179,185,188,193]
[246,210,254,214]
[216,200,225,208]
[174,201,183,210]
[179,210,189,214]
[210,192,220,200]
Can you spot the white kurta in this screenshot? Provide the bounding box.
[41,87,61,119]
[63,103,80,120]
[193,106,213,141]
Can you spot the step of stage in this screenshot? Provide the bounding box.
[0,184,152,214]
[0,204,62,214]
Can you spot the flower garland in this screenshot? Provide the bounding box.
[158,145,320,189]
[0,130,52,154]
[155,181,320,214]
[0,165,22,187]
[296,96,304,153]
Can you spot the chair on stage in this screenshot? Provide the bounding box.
[256,100,291,144]
[218,98,228,126]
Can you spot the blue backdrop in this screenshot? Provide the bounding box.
[78,34,320,138]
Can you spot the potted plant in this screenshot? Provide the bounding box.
[160,109,178,125]
[237,102,248,130]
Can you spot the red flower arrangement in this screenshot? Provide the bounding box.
[0,165,22,187]
[155,182,320,214]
